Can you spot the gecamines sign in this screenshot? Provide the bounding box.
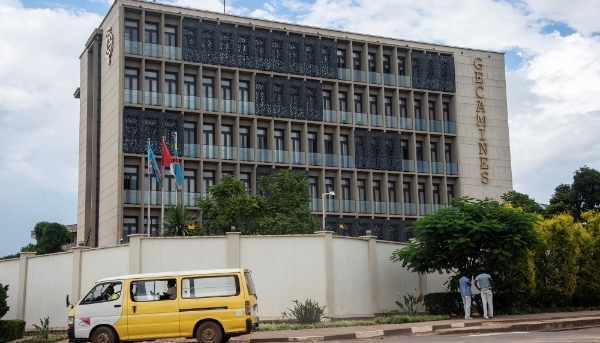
[474,57,490,184]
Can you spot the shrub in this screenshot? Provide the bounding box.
[423,292,463,316]
[33,317,50,340]
[0,319,26,342]
[282,299,325,324]
[395,291,423,315]
[0,283,8,319]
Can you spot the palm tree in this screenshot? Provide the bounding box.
[161,203,197,236]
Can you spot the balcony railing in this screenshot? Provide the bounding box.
[385,115,398,128]
[446,162,459,175]
[323,109,337,123]
[444,121,457,134]
[415,118,427,131]
[339,111,353,124]
[145,191,161,205]
[239,101,255,115]
[274,150,289,164]
[433,204,445,212]
[419,204,432,215]
[404,203,417,216]
[358,200,371,214]
[338,68,351,81]
[184,192,200,207]
[402,159,415,172]
[355,112,368,126]
[383,73,396,86]
[144,43,162,58]
[417,160,430,173]
[124,89,141,104]
[291,151,306,165]
[123,190,141,204]
[324,154,338,167]
[325,199,340,212]
[389,202,402,215]
[400,117,413,130]
[144,91,162,106]
[221,146,237,160]
[310,198,322,212]
[164,94,181,108]
[124,40,142,55]
[429,119,442,132]
[373,201,387,214]
[308,152,322,166]
[398,75,411,88]
[183,96,201,110]
[183,143,200,158]
[340,155,354,168]
[431,161,444,174]
[163,45,181,60]
[239,148,254,161]
[370,114,383,127]
[203,145,219,159]
[342,200,356,213]
[221,99,237,113]
[368,71,381,84]
[163,191,178,206]
[203,97,218,112]
[256,149,272,163]
[354,70,367,83]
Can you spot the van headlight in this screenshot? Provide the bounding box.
[68,316,74,328]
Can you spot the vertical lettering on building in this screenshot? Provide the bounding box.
[474,57,490,184]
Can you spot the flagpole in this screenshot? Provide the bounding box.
[147,139,151,236]
[161,138,165,236]
[175,132,180,204]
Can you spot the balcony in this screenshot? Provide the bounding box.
[144,43,162,58]
[368,71,381,84]
[373,201,387,214]
[383,73,396,86]
[221,99,237,113]
[145,191,161,205]
[221,146,237,160]
[239,101,255,115]
[163,191,178,206]
[324,154,338,167]
[202,145,219,159]
[123,190,141,204]
[164,94,181,108]
[417,160,430,173]
[404,203,417,216]
[291,151,306,165]
[256,149,272,163]
[239,148,254,161]
[342,200,356,213]
[385,116,398,128]
[446,162,459,175]
[355,112,368,126]
[124,89,141,104]
[274,150,289,164]
[308,152,322,166]
[398,75,411,88]
[124,40,141,55]
[339,111,353,124]
[433,204,445,212]
[183,96,201,110]
[429,119,442,132]
[358,200,371,214]
[419,204,432,215]
[389,202,402,215]
[340,155,354,168]
[338,68,351,81]
[163,45,181,60]
[184,192,200,207]
[370,114,383,127]
[203,97,218,112]
[183,143,200,158]
[325,199,340,212]
[444,121,457,134]
[415,118,427,131]
[353,70,367,83]
[323,110,337,123]
[402,159,415,172]
[310,198,322,212]
[432,161,444,174]
[144,91,162,106]
[400,117,413,130]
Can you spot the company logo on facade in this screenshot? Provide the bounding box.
[105,27,114,65]
[474,57,490,184]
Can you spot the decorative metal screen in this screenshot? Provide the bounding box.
[219,24,237,67]
[254,30,271,71]
[287,34,304,75]
[255,76,270,116]
[237,27,254,69]
[254,77,322,121]
[385,133,402,171]
[323,218,411,242]
[123,109,183,155]
[182,19,201,62]
[411,51,455,92]
[354,130,402,171]
[369,132,385,170]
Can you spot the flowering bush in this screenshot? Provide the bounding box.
[395,289,423,316]
[282,299,326,324]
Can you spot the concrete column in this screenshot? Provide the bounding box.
[361,235,379,316]
[318,231,335,317]
[16,252,36,320]
[226,232,241,268]
[128,234,148,274]
[418,273,429,296]
[71,247,90,301]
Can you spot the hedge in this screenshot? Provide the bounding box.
[0,319,26,342]
[425,292,538,316]
[423,292,463,316]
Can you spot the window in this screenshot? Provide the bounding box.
[274,130,284,150]
[338,92,347,111]
[340,135,349,155]
[164,25,177,47]
[433,184,440,204]
[428,101,436,120]
[418,183,426,204]
[82,282,123,304]
[145,22,158,44]
[165,72,177,94]
[182,275,239,299]
[221,125,233,147]
[384,97,392,116]
[257,128,267,149]
[373,180,381,202]
[401,140,409,159]
[291,131,301,152]
[443,102,450,122]
[203,124,215,145]
[309,177,318,198]
[430,142,438,162]
[163,166,176,192]
[125,68,139,90]
[357,179,366,201]
[202,77,214,98]
[324,134,334,154]
[221,79,232,100]
[414,99,422,119]
[123,217,137,244]
[445,143,452,163]
[354,94,363,113]
[337,49,346,68]
[341,178,351,200]
[239,81,250,102]
[239,127,250,148]
[383,55,391,74]
[399,98,407,117]
[149,216,159,237]
[131,279,177,302]
[352,51,361,70]
[323,90,332,110]
[308,132,318,153]
[403,182,411,203]
[369,95,378,115]
[184,74,196,96]
[397,57,405,75]
[240,172,251,189]
[184,169,196,193]
[145,70,158,92]
[447,184,455,200]
[325,178,334,194]
[124,20,139,42]
[368,53,376,72]
[416,141,424,160]
[124,166,138,190]
[203,171,215,193]
[184,122,196,145]
[388,181,397,202]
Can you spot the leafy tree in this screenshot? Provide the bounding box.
[390,197,540,291]
[501,190,544,214]
[33,222,73,254]
[0,283,9,319]
[162,203,198,236]
[573,210,600,305]
[546,166,600,220]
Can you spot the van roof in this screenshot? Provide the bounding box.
[97,268,249,283]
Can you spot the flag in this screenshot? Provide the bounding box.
[161,137,173,167]
[170,133,184,189]
[147,140,163,187]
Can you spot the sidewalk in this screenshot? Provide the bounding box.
[230,311,600,342]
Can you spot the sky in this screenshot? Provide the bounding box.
[0,0,599,256]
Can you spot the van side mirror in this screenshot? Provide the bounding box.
[66,294,71,308]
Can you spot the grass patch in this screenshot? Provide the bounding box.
[256,314,449,331]
[17,333,68,343]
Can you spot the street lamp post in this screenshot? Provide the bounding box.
[322,191,335,231]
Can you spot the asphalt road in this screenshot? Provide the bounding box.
[356,326,600,343]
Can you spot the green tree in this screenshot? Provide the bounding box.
[162,203,198,236]
[501,190,544,214]
[0,283,9,319]
[33,222,73,254]
[390,197,540,291]
[545,166,600,220]
[573,210,600,305]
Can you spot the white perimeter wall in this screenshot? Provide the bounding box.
[376,242,421,313]
[0,258,20,320]
[80,246,130,298]
[332,237,371,317]
[140,237,227,273]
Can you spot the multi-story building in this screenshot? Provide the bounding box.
[76,0,512,248]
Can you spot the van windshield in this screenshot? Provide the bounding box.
[244,271,256,296]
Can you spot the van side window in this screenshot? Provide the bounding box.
[81,282,122,304]
[182,275,239,299]
[130,279,177,302]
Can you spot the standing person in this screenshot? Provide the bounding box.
[475,267,494,319]
[459,271,473,319]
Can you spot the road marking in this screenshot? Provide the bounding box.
[467,332,529,337]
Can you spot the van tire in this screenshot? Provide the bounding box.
[91,326,117,343]
[196,321,223,343]
[220,337,231,343]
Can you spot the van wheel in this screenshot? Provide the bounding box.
[91,326,116,343]
[221,337,231,343]
[196,322,223,343]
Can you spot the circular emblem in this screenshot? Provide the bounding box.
[105,27,114,65]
